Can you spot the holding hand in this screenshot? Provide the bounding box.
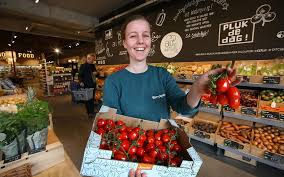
[129,169,147,177]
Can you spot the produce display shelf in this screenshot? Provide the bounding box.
[199,107,284,128]
[175,78,284,90]
[52,73,72,77]
[189,135,215,146]
[217,144,284,170]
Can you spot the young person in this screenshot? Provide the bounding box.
[78,54,97,118]
[103,15,239,177]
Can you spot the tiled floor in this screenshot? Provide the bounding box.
[45,95,284,177]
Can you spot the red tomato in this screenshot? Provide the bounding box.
[158,145,166,153]
[97,118,106,128]
[201,93,211,101]
[118,125,127,132]
[216,78,230,93]
[129,154,138,162]
[154,132,162,141]
[99,140,108,149]
[112,147,118,154]
[138,134,147,143]
[145,143,155,152]
[157,152,168,161]
[128,131,138,141]
[96,128,105,135]
[147,136,155,144]
[115,120,125,126]
[132,127,140,133]
[209,94,218,104]
[217,94,229,106]
[148,149,158,159]
[172,144,182,152]
[169,159,178,166]
[169,129,176,136]
[162,134,171,143]
[173,156,182,165]
[146,130,154,137]
[114,152,127,161]
[136,147,145,156]
[142,155,155,164]
[106,119,115,126]
[117,132,128,140]
[155,140,163,147]
[228,98,240,109]
[170,140,178,150]
[137,139,145,147]
[128,146,137,155]
[162,129,169,134]
[126,127,133,133]
[121,140,130,151]
[226,87,240,99]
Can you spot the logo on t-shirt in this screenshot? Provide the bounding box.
[152,94,166,99]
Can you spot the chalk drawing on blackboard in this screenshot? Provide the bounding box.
[106,42,113,57]
[119,50,127,56]
[156,9,166,26]
[218,18,255,46]
[117,31,122,46]
[160,32,183,58]
[105,29,113,40]
[251,4,276,27]
[95,39,105,55]
[277,31,284,39]
[148,45,155,57]
[152,32,162,43]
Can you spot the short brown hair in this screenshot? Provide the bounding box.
[121,15,151,40]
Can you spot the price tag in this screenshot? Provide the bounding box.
[29,147,46,155]
[280,113,284,121]
[263,76,280,84]
[224,139,244,150]
[264,151,284,164]
[192,74,202,80]
[194,130,210,139]
[207,103,219,109]
[241,107,257,116]
[223,105,235,112]
[261,110,279,120]
[4,154,21,163]
[237,75,250,82]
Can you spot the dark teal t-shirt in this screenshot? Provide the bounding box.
[103,65,199,122]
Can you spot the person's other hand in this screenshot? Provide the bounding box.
[192,67,241,95]
[128,169,147,177]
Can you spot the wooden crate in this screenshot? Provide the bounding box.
[0,163,32,177]
[0,129,64,176]
[224,151,256,166]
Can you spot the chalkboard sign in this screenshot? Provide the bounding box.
[95,0,284,65]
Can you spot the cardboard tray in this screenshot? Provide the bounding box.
[80,107,203,177]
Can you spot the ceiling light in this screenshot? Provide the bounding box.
[35,0,40,3]
[25,26,29,31]
[14,35,17,39]
[75,42,79,46]
[8,44,11,46]
[68,45,72,48]
[54,48,60,53]
[12,41,15,43]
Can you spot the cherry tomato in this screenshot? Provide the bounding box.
[155,140,163,147]
[136,147,145,156]
[97,118,106,128]
[169,159,178,166]
[99,139,108,149]
[148,149,158,159]
[138,134,147,143]
[115,120,125,126]
[216,78,230,93]
[137,139,145,147]
[118,124,127,132]
[117,132,128,140]
[142,155,155,164]
[126,127,133,133]
[146,130,154,137]
[128,146,137,155]
[157,152,168,161]
[145,143,155,152]
[228,98,240,109]
[226,87,240,99]
[217,94,229,106]
[162,134,171,143]
[209,94,218,104]
[162,129,169,134]
[121,140,130,151]
[132,127,140,133]
[114,152,127,161]
[96,128,105,135]
[157,145,166,153]
[128,131,138,141]
[129,155,138,162]
[154,132,162,141]
[147,136,155,144]
[172,144,182,152]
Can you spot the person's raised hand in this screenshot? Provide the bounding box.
[128,169,147,177]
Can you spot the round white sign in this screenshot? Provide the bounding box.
[160,32,183,58]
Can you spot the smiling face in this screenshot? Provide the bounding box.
[123,19,151,62]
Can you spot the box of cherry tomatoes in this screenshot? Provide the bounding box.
[80,107,202,177]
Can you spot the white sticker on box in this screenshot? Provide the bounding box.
[168,119,179,128]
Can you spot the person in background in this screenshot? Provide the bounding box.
[103,15,240,177]
[78,54,97,118]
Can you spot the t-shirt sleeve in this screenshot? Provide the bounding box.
[163,69,200,117]
[103,77,122,114]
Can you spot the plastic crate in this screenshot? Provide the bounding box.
[71,88,94,101]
